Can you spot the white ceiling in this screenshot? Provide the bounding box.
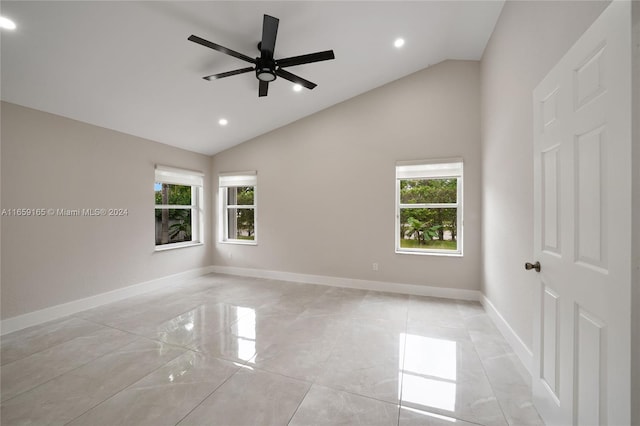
[1,1,504,155]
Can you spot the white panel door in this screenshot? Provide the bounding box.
[532,2,632,425]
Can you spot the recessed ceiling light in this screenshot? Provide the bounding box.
[394,38,405,48]
[218,118,228,126]
[293,84,303,92]
[0,16,16,30]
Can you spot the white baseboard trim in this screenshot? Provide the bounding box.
[0,266,214,336]
[481,295,534,376]
[1,264,483,336]
[209,265,481,301]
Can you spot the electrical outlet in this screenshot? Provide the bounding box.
[372,262,379,271]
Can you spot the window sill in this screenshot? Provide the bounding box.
[218,240,257,246]
[395,249,463,257]
[154,242,203,252]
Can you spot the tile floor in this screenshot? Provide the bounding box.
[0,274,544,425]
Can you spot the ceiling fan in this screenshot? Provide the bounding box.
[188,14,335,97]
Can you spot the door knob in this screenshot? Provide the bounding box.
[525,261,541,272]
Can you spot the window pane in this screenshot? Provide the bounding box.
[227,186,254,205]
[227,208,255,240]
[400,179,457,204]
[399,207,457,250]
[155,183,192,206]
[155,208,192,245]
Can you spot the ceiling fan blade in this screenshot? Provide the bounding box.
[260,15,279,60]
[203,67,254,81]
[188,35,255,64]
[275,68,317,90]
[259,80,269,97]
[277,50,335,68]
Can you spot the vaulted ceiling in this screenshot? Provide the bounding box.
[1,1,504,155]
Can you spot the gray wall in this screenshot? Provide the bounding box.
[480,1,609,352]
[212,60,481,292]
[632,2,640,422]
[0,102,213,319]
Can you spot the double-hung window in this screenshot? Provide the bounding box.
[219,172,257,244]
[154,165,204,250]
[396,159,463,255]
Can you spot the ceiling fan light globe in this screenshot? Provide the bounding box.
[256,68,276,82]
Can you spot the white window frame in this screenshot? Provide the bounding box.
[219,172,257,245]
[395,158,463,256]
[154,165,204,251]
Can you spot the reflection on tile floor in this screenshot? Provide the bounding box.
[0,274,544,425]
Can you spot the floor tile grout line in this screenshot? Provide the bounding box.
[61,347,188,426]
[307,380,402,407]
[257,289,372,424]
[62,337,256,426]
[173,358,261,425]
[1,321,98,368]
[474,355,530,426]
[399,404,489,426]
[294,297,412,412]
[1,318,207,410]
[76,318,200,354]
[397,305,409,426]
[264,297,412,411]
[309,285,504,426]
[457,304,511,426]
[4,277,238,344]
[285,382,313,426]
[75,316,150,336]
[172,364,245,425]
[274,301,486,425]
[75,316,233,357]
[167,286,325,426]
[465,313,512,426]
[0,329,154,405]
[0,318,104,367]
[399,299,497,426]
[75,299,253,339]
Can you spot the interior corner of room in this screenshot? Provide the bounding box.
[1,1,638,424]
